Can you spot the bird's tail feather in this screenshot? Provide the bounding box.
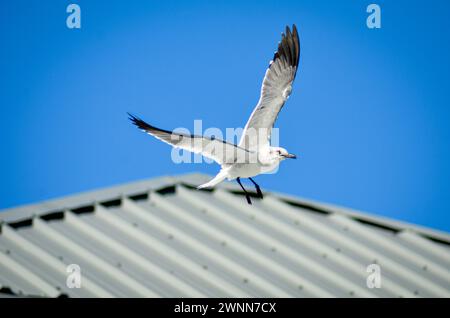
[197,170,227,189]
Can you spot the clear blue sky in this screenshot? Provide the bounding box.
[1,1,450,233]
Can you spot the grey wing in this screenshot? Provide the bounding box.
[128,114,250,165]
[239,25,300,150]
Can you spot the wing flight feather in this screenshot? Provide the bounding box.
[128,114,250,165]
[239,25,300,150]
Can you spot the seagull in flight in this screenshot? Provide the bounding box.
[129,25,300,204]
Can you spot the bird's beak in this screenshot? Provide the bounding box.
[285,153,297,159]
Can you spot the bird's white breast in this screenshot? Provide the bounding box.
[225,161,280,180]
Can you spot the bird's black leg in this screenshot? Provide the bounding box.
[249,177,263,199]
[236,177,252,205]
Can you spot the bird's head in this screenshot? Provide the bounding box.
[270,147,297,161]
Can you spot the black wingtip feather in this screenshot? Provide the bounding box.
[128,113,155,132]
[271,24,300,71]
[127,113,150,131]
[127,112,175,136]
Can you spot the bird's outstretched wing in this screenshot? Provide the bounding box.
[128,114,251,165]
[239,25,300,151]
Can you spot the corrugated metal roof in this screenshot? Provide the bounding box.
[1,173,450,298]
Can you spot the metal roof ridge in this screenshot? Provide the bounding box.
[1,172,449,243]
